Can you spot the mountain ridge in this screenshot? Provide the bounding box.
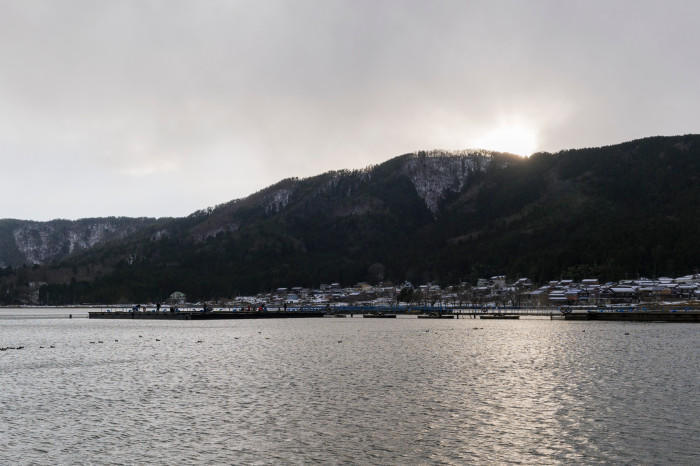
[1,134,699,304]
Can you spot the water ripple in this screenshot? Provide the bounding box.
[1,317,698,464]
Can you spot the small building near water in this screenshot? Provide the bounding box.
[167,291,187,305]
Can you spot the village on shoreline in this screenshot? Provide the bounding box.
[7,274,700,310]
[157,274,700,310]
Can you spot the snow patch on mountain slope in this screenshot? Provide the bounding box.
[265,188,293,214]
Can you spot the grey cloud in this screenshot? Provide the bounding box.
[0,0,698,219]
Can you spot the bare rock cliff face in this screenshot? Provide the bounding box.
[402,150,492,213]
[0,218,158,267]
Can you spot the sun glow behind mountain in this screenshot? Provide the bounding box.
[474,122,538,156]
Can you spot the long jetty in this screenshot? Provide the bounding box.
[89,310,325,320]
[88,305,558,320]
[88,305,700,322]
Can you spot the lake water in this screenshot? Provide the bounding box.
[1,309,698,464]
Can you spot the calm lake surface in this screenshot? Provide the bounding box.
[1,309,698,464]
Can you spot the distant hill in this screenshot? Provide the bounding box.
[1,135,699,304]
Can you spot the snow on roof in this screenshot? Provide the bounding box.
[611,287,637,293]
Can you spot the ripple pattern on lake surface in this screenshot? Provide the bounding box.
[1,315,698,464]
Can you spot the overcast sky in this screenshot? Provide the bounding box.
[1,0,698,220]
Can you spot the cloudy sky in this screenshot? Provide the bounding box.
[1,0,698,220]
